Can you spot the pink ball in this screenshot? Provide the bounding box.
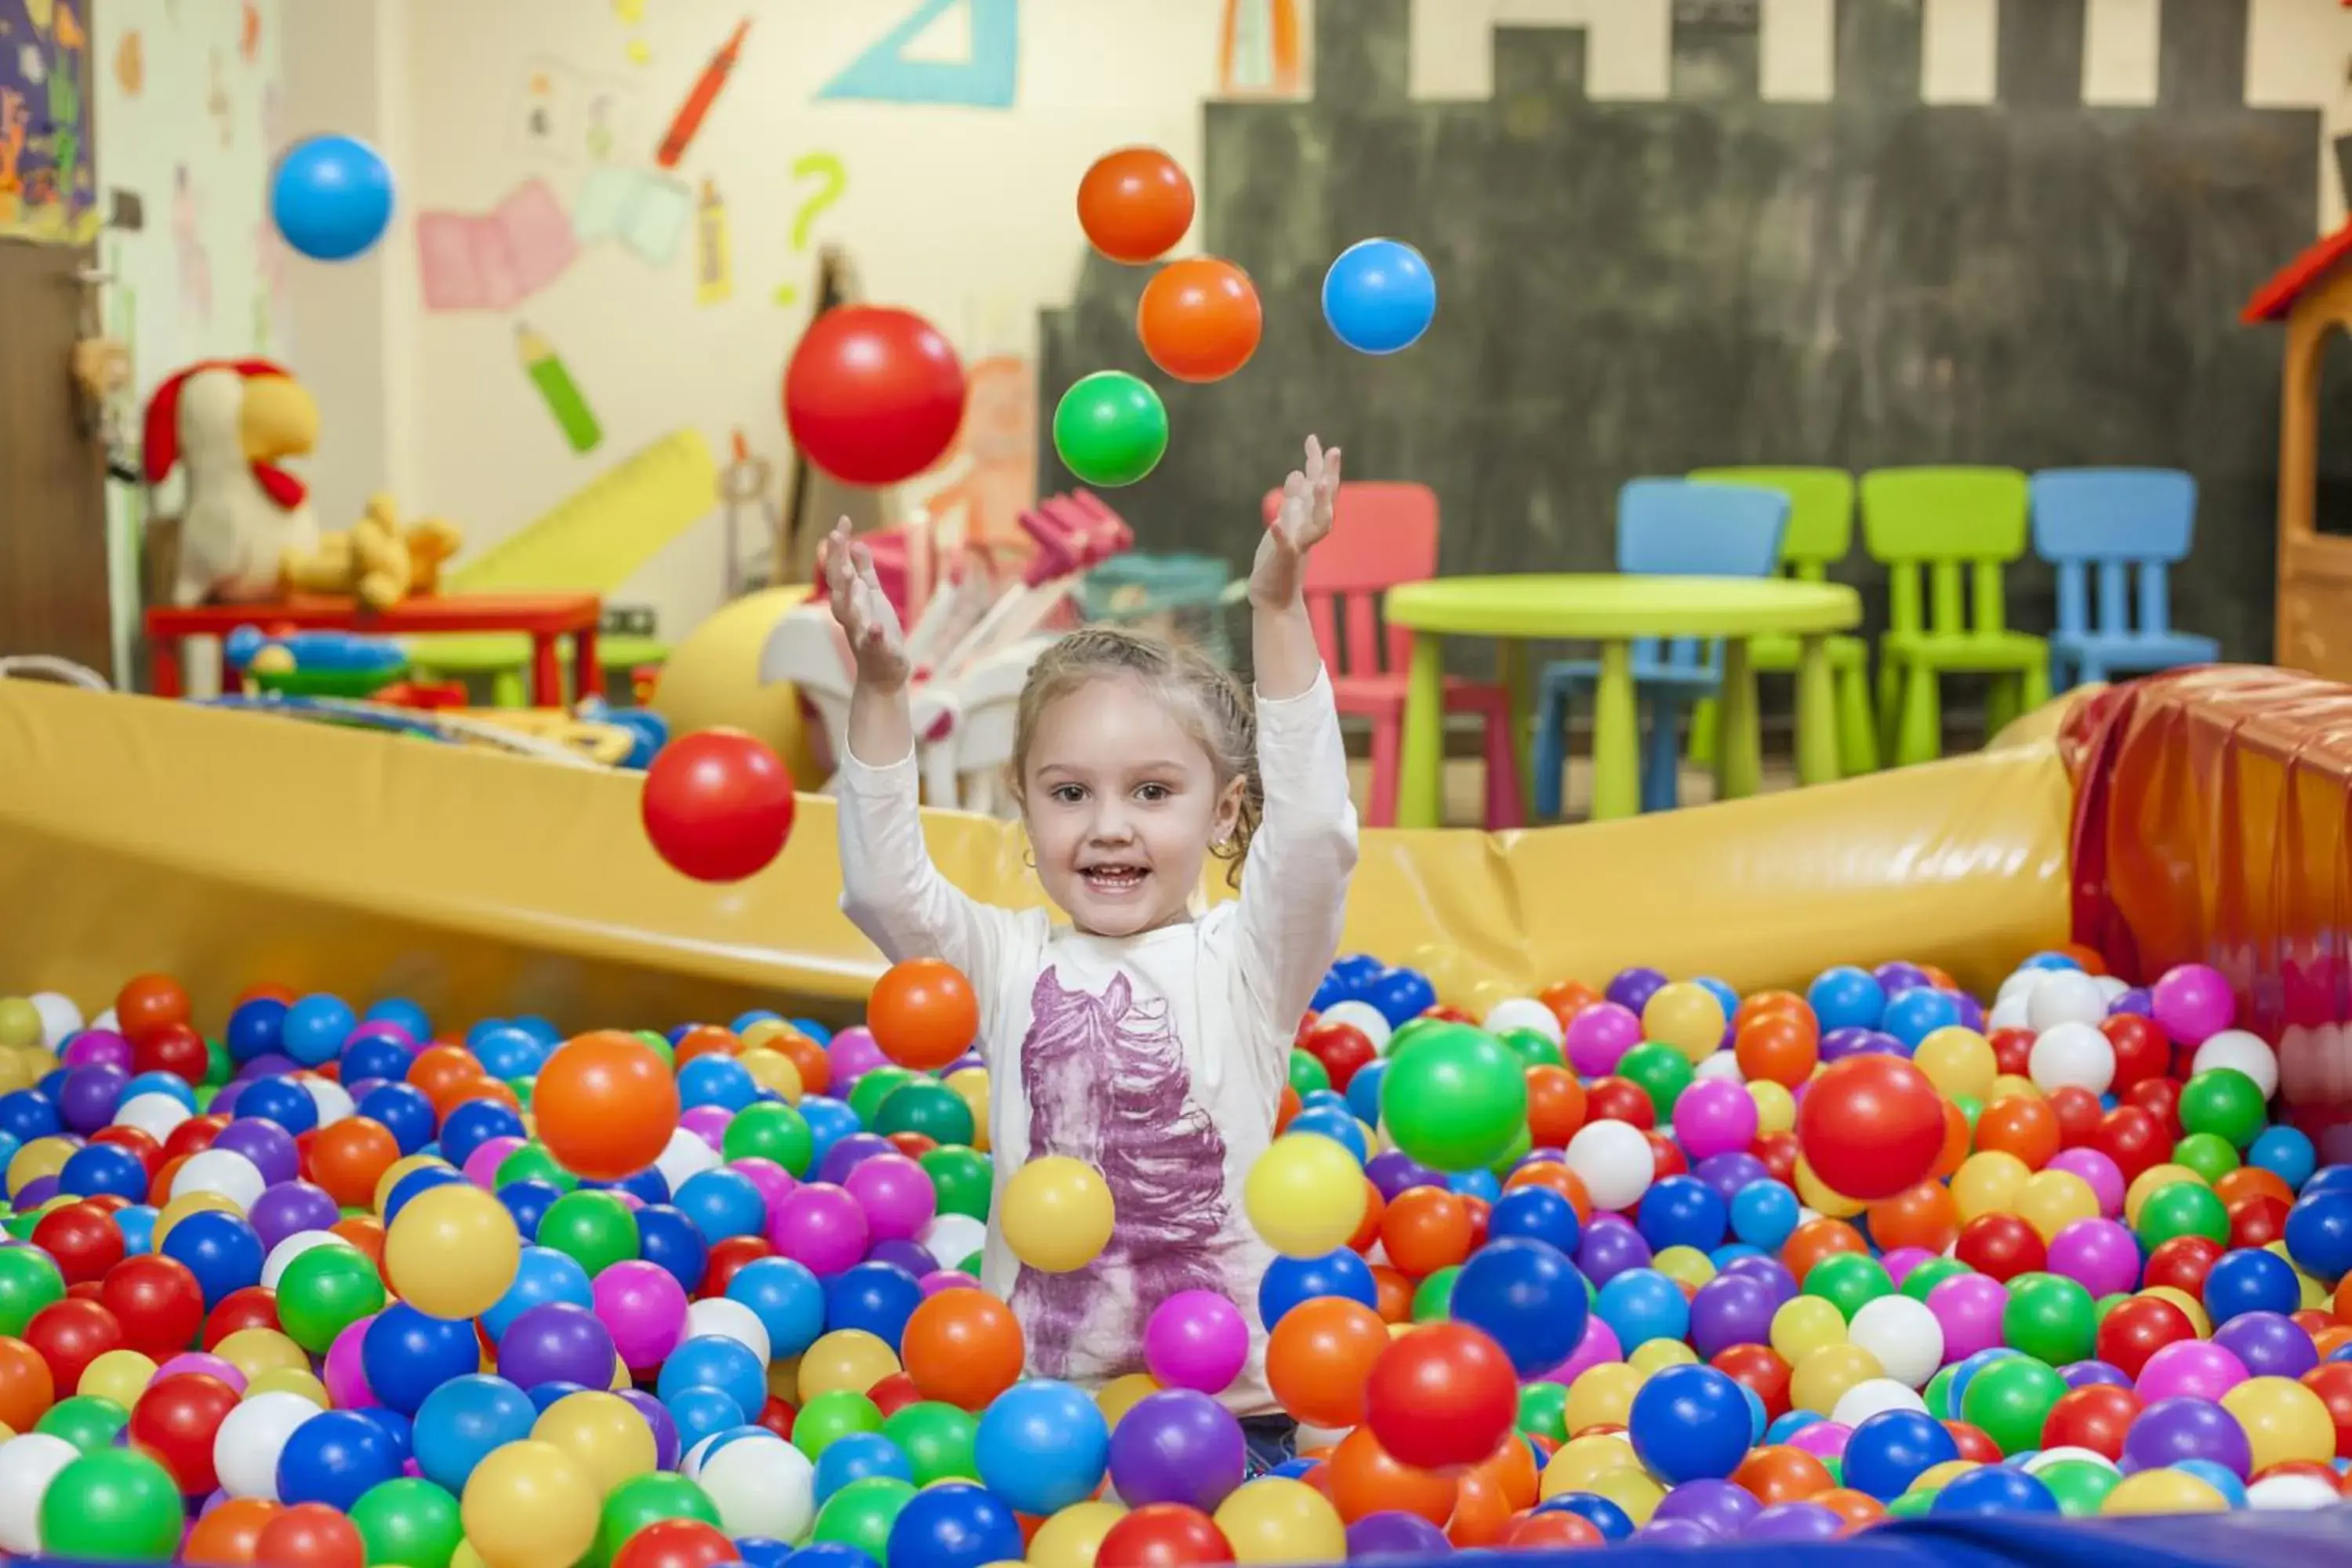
[920,1269,982,1298]
[1544,1316,1623,1388]
[154,1352,245,1392]
[62,1029,132,1070]
[1881,1248,1934,1285]
[2135,1339,2249,1403]
[593,1258,690,1368]
[1788,1421,1851,1460]
[2151,964,2235,1047]
[731,1157,797,1215]
[829,1026,888,1088]
[324,1314,378,1407]
[1565,1003,1642,1078]
[678,1105,732,1151]
[1926,1273,2009,1363]
[2045,1218,2140,1299]
[1142,1290,1250,1394]
[1671,1079,1759,1160]
[844,1153,938,1243]
[2045,1149,2125,1216]
[465,1135,526,1189]
[770,1181,870,1276]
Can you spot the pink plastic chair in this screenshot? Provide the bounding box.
[1261,481,1525,829]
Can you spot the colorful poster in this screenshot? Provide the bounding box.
[0,0,98,242]
[416,178,580,312]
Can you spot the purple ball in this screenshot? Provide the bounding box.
[1365,1150,1442,1202]
[495,1303,618,1390]
[234,1052,300,1082]
[826,1027,887,1089]
[60,1029,132,1071]
[1606,967,1669,1015]
[247,1180,341,1251]
[815,1133,894,1186]
[2120,1396,2254,1479]
[1641,1519,1716,1547]
[57,1065,127,1134]
[2107,988,2154,1019]
[1345,1512,1450,1558]
[212,1118,300,1185]
[209,1082,245,1118]
[867,1238,935,1279]
[1578,1215,1652,1284]
[1688,1275,1777,1360]
[1953,994,1987,1032]
[1817,1027,1876,1065]
[1722,1254,1800,1305]
[2060,1360,2132,1392]
[1744,1503,1844,1542]
[1874,962,1933,996]
[618,1388,680,1469]
[2212,1311,2320,1380]
[1105,1390,1246,1512]
[920,1270,980,1298]
[13,1175,60,1209]
[1653,1477,1762,1536]
[1693,1153,1769,1206]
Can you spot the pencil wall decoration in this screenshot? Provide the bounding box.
[1217,0,1301,97]
[695,179,733,305]
[517,325,604,455]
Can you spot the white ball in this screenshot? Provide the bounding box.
[2248,1472,2343,1511]
[262,1230,354,1290]
[1694,1051,1744,1082]
[919,1213,988,1269]
[2027,971,2107,1032]
[213,1391,321,1500]
[1831,1377,1926,1427]
[656,1127,720,1193]
[683,1298,771,1363]
[1316,1000,1392,1051]
[26,994,82,1051]
[0,1433,78,1552]
[171,1148,267,1211]
[1846,1295,1944,1389]
[1482,997,1563,1044]
[2028,1022,2117,1096]
[1996,971,2048,1007]
[697,1431,815,1541]
[1563,1120,1653,1213]
[1987,994,2033,1033]
[2092,976,2130,1004]
[89,1007,120,1033]
[2192,1029,2279,1100]
[112,1091,193,1142]
[2023,1446,2117,1476]
[301,1075,355,1128]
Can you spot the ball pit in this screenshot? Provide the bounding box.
[0,950,2342,1568]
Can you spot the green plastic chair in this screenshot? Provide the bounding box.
[408,430,718,706]
[1860,466,2050,767]
[1684,467,1878,779]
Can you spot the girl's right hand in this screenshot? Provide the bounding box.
[822,518,912,690]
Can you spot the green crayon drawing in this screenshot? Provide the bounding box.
[517,324,603,454]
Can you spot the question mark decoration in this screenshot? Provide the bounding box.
[774,151,847,307]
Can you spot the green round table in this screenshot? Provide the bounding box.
[1381,575,1864,827]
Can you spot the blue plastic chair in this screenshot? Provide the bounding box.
[2030,468,2219,690]
[1532,478,1790,817]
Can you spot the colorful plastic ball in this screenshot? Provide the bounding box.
[1101,1501,1240,1567]
[881,1479,1022,1568]
[1381,1025,1527,1173]
[2121,1395,2252,1477]
[784,306,966,488]
[1052,372,1169,489]
[1795,1057,1945,1201]
[1321,239,1436,355]
[1144,1291,1250,1395]
[532,1033,682,1181]
[2220,1376,2338,1472]
[461,1439,601,1568]
[383,1181,521,1320]
[1363,1322,1518,1472]
[1449,1237,1589,1377]
[999,1157,1113,1273]
[35,1444,183,1561]
[1138,258,1263,383]
[1625,1364,1750,1483]
[271,135,394,261]
[1212,1477,1345,1565]
[1076,147,1195,264]
[412,1375,536,1494]
[2283,1190,2352,1281]
[1957,1356,2067,1456]
[973,1379,1108,1515]
[277,1407,402,1512]
[1107,1390,1246,1513]
[2150,964,2234,1047]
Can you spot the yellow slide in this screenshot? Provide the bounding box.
[0,670,2075,1029]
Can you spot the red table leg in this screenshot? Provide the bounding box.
[572,626,600,706]
[529,634,563,708]
[149,635,185,698]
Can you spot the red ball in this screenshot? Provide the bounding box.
[641,729,796,884]
[2046,1086,2103,1149]
[24,1297,125,1392]
[2092,1106,2168,1185]
[100,1254,208,1358]
[1989,1028,2035,1077]
[1098,1504,1236,1568]
[1712,1343,1792,1421]
[867,1372,923,1417]
[612,1519,736,1568]
[164,1113,231,1163]
[1952,1212,2045,1282]
[1754,1131,1798,1185]
[32,1203,125,1285]
[783,306,967,487]
[133,1021,210,1081]
[2095,1294,2196,1381]
[1584,1077,1654,1130]
[699,1236,773,1298]
[2228,1193,2291,1250]
[1298,1022,1377,1092]
[755,1395,797,1442]
[884,1133,937,1160]
[2128,1077,2184,1138]
[1943,1421,2002,1465]
[2299,1362,2352,1460]
[129,1370,241,1492]
[254,1504,365,1568]
[203,1286,282,1348]
[1363,1322,1519,1472]
[2041,1384,2141,1461]
[1645,1132,1688,1183]
[2101,1014,2169,1089]
[2143,1236,2223,1298]
[1795,1056,1946,1200]
[88,1124,165,1177]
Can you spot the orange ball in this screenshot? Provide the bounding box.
[1868,1181,1961,1255]
[1782,1218,1867,1279]
[868,959,980,1071]
[1537,980,1599,1030]
[1076,146,1195,264]
[1444,1468,1514,1548]
[2216,1166,2295,1209]
[1813,1488,1888,1532]
[331,1216,387,1270]
[1502,1161,1592,1223]
[1732,1444,1835,1504]
[305,1119,401,1210]
[429,1074,521,1120]
[775,1032,830,1095]
[1933,1100,1973,1181]
[673,1026,743,1066]
[115,974,191,1043]
[1976,1095,2061,1170]
[1326,1425,1457,1526]
[1138,258,1261,383]
[0,1335,53,1432]
[1503,1512,1603,1549]
[1379,1188,1473,1279]
[1475,1434,1538,1510]
[186,1497,284,1566]
[1370,1265,1414,1324]
[1525,1066,1588,1149]
[1733,990,1813,1035]
[1266,1297,1388,1428]
[407,1045,486,1104]
[532,1032,681,1181]
[1348,1180,1386,1255]
[1735,1014,1817,1088]
[1276,1086,1303,1135]
[899,1290,1025,1411]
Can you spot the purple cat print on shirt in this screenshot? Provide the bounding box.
[1010,966,1232,1383]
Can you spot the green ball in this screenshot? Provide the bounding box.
[2178,1069,2267,1149]
[495,1142,579,1192]
[1885,1490,1936,1519]
[1378,1023,1528,1172]
[794,1389,886,1461]
[1952,1095,1984,1134]
[350,1476,466,1568]
[1922,1363,1958,1421]
[877,1082,975,1147]
[1957,1356,2067,1455]
[1287,1051,1333,1098]
[919,1147,993,1221]
[954,1250,983,1277]
[724,1102,815,1176]
[1498,1028,1566,1070]
[849,1067,918,1128]
[1412,1265,1460,1322]
[1901,1258,1971,1305]
[1517,1381,1569,1443]
[537,1190,641,1279]
[884,1401,980,1485]
[1803,1254,1893,1321]
[2171,1131,2240,1184]
[591,1472,722,1568]
[1051,372,1169,488]
[203,1038,233,1087]
[2,1211,38,1242]
[633,1030,678,1068]
[275,1243,387,1354]
[38,1447,183,1561]
[1999,1272,2097,1367]
[0,1243,64,1335]
[1616,1044,1693,1120]
[811,1476,918,1561]
[2135,1180,2230,1249]
[506,1076,537,1109]
[1485,1122,1534,1178]
[2037,1457,2122,1517]
[37,1395,129,1453]
[1383,1018,1444,1059]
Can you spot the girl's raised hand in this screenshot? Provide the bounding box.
[1252,434,1342,607]
[822,517,912,690]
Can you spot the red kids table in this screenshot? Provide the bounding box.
[144,593,602,706]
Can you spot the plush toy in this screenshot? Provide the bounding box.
[143,358,322,604]
[281,494,464,612]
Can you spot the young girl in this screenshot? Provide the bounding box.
[827,436,1359,1465]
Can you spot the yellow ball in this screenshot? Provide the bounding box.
[1562,1363,1642,1435]
[0,999,41,1051]
[78,1348,158,1406]
[1951,1151,2031,1223]
[2124,1163,2206,1225]
[1582,1465,1667,1526]
[1541,1433,1640,1497]
[1097,1372,1163,1429]
[1986,1075,2043,1104]
[1650,1247,1715,1290]
[1770,1297,1848,1363]
[1213,1479,1346,1566]
[532,1391,656,1496]
[1793,1157,1864,1219]
[799,1329,901,1400]
[2221,1376,2338,1471]
[1789,1343,1883,1417]
[246,1367,331,1407]
[1641,983,1726,1065]
[1628,1339,1697,1375]
[1914,1027,1996,1102]
[155,1191,242,1243]
[216,1328,310,1381]
[766,1357,802,1399]
[999,1156,1114,1272]
[375,1154,456,1218]
[385,1182,523,1319]
[1911,1459,1980,1494]
[2142,1286,2211,1338]
[452,1542,488,1568]
[1748,1081,1795,1137]
[738,1019,800,1052]
[736,1049,805,1102]
[2013,1170,2099,1243]
[6,1137,74,1192]
[463,1440,602,1568]
[1028,1501,1126,1568]
[1244,1134,1366,1258]
[2100,1468,2229,1515]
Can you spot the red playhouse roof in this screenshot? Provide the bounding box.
[2243,220,2352,324]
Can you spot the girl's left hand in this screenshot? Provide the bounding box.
[1251,435,1341,607]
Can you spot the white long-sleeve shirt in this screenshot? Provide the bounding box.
[836,665,1359,1414]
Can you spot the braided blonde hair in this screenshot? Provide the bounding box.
[1007,627,1260,886]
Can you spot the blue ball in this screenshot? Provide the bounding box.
[1806,967,1886,1033]
[2285,1191,2352,1283]
[1446,1168,1502,1203]
[1364,967,1438,1026]
[1258,1248,1377,1330]
[355,1406,414,1462]
[823,1261,924,1345]
[1537,1493,1635,1541]
[439,1099,527,1169]
[1842,1409,1958,1501]
[159,1210,265,1307]
[1881,987,1962,1048]
[1638,1175,1729,1254]
[355,1083,435,1152]
[383,1163,466,1222]
[635,1204,711,1293]
[885,1481,1023,1568]
[365,1302,485,1415]
[676,1169,768,1241]
[57,1142,148,1203]
[734,1539,792,1568]
[1448,1237,1590,1377]
[364,998,432,1040]
[800,1098,861,1174]
[225,998,289,1064]
[412,1374,536,1492]
[786,1544,877,1568]
[497,1179,567,1243]
[728,1258,829,1360]
[277,1407,403,1511]
[114,1204,157,1256]
[1729,1180,1800,1251]
[659,1334,768,1421]
[470,1025,549,1082]
[342,1033,416,1088]
[1595,1268,1690,1352]
[815,1432,913,1504]
[1288,1105,1369,1163]
[1929,1463,2058,1515]
[0,1090,59,1144]
[237,1075,321,1135]
[974,1380,1109,1515]
[1489,1187,1583,1255]
[1627,1364,1751,1483]
[281,994,358,1066]
[789,1018,834,1047]
[680,1054,760,1112]
[1345,1060,1387,1127]
[273,135,396,262]
[528,1381,594,1414]
[481,1246,594,1341]
[669,1387,750,1452]
[2204,1247,2301,1323]
[2172,1458,2249,1508]
[1321,239,1437,355]
[2249,1127,2318,1192]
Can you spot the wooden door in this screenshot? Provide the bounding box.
[0,236,111,679]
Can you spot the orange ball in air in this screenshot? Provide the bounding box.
[1138,258,1262,383]
[534,1031,682,1180]
[867,959,980,1070]
[1078,147,1195,264]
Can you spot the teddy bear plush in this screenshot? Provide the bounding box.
[282,495,464,611]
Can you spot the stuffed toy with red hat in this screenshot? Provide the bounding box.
[142,358,325,605]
